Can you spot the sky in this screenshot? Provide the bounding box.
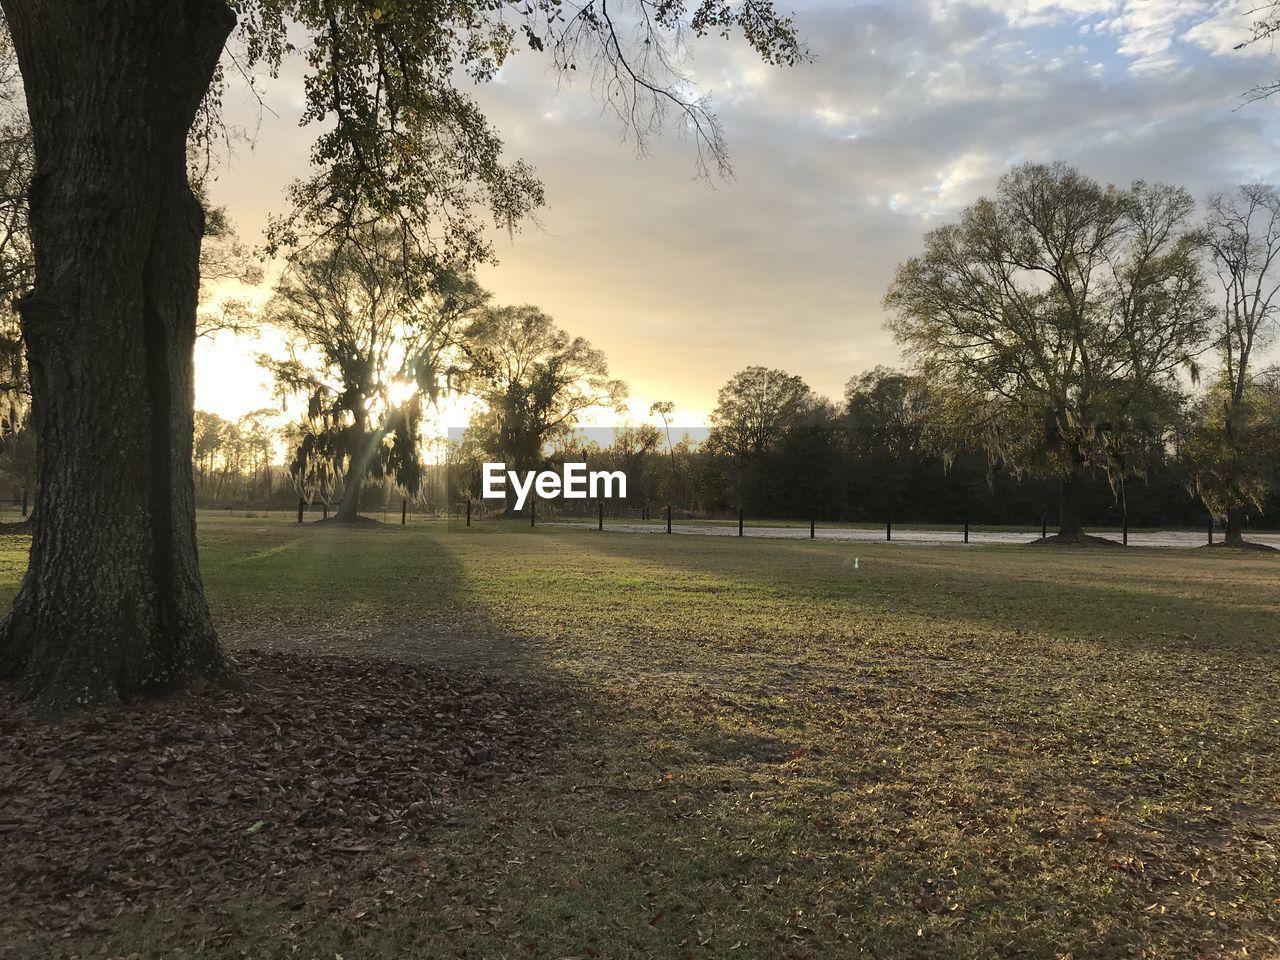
[196,0,1280,428]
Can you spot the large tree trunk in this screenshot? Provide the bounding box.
[1223,506,1246,547]
[0,0,239,711]
[335,427,388,521]
[1057,461,1086,542]
[335,453,367,521]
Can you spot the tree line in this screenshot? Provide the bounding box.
[41,163,1267,545]
[887,164,1280,545]
[4,159,1275,545]
[275,165,1280,545]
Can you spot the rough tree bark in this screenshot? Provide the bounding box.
[1056,459,1086,543]
[335,432,381,522]
[0,0,239,711]
[1224,506,1245,547]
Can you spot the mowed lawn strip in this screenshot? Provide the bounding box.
[0,514,1276,959]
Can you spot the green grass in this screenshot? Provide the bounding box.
[3,514,1279,958]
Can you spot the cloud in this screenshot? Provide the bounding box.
[199,0,1280,421]
[1184,0,1274,57]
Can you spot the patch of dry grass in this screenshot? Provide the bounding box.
[1,515,1276,958]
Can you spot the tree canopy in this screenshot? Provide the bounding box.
[1186,184,1280,542]
[708,366,815,460]
[262,223,482,519]
[885,162,1212,541]
[462,305,625,500]
[222,0,806,266]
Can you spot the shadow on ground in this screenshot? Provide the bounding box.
[1,518,1276,958]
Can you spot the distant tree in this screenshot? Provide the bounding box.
[844,368,934,519]
[709,367,815,459]
[463,306,626,510]
[844,369,930,461]
[236,408,279,500]
[708,366,814,509]
[608,422,662,509]
[0,420,32,496]
[193,411,235,491]
[648,400,686,506]
[1,0,802,710]
[262,225,481,521]
[191,408,282,505]
[1185,370,1280,540]
[1186,184,1280,545]
[0,22,31,479]
[445,430,491,512]
[767,398,841,519]
[885,162,1213,542]
[196,201,264,341]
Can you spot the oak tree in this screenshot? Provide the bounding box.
[707,365,815,509]
[463,305,625,513]
[885,163,1212,542]
[263,224,481,520]
[1187,185,1280,544]
[0,0,802,709]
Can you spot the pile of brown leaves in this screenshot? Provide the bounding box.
[0,650,556,935]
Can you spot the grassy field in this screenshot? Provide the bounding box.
[3,514,1279,958]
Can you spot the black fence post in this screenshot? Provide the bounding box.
[466,499,471,527]
[1208,517,1214,546]
[738,508,744,538]
[598,501,603,531]
[1122,511,1128,546]
[401,499,407,526]
[963,516,969,544]
[886,514,892,542]
[322,502,328,521]
[20,489,27,517]
[530,502,536,527]
[666,504,672,534]
[1041,516,1047,540]
[810,517,815,540]
[297,498,304,524]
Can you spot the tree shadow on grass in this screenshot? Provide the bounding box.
[11,520,1273,959]
[1,519,580,956]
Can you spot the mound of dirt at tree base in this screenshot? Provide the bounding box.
[1027,534,1125,547]
[1201,539,1280,553]
[0,651,559,936]
[307,513,388,527]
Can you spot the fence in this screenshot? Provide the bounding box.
[438,497,1251,550]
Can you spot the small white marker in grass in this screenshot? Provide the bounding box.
[854,557,860,570]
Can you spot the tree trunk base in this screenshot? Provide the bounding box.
[1029,533,1124,548]
[2,625,240,717]
[314,514,385,527]
[1,573,241,716]
[1202,539,1279,553]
